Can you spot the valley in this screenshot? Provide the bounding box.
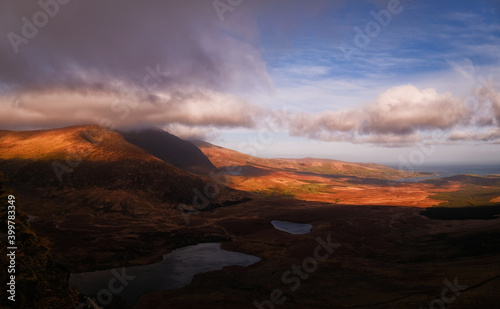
[0,126,499,308]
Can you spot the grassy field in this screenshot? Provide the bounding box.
[423,177,500,220]
[429,185,500,207]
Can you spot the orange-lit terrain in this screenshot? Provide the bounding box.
[195,141,498,208]
[1,126,499,308]
[0,126,157,161]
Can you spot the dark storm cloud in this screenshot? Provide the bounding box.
[0,0,340,134]
[0,0,271,92]
[0,0,280,133]
[0,0,344,92]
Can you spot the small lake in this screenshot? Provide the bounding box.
[271,220,313,234]
[69,243,260,305]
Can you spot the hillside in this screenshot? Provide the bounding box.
[1,127,499,309]
[193,141,446,206]
[194,140,422,179]
[0,126,242,205]
[120,128,216,174]
[0,125,156,162]
[0,126,248,273]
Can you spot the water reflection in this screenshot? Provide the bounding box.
[69,243,260,305]
[271,220,313,234]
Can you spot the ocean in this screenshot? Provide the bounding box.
[386,163,500,183]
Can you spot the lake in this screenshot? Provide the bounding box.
[271,220,313,234]
[69,243,260,306]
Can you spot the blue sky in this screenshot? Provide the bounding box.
[1,0,499,165]
[215,0,500,164]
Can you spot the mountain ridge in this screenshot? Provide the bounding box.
[120,128,216,174]
[0,125,246,207]
[193,140,417,179]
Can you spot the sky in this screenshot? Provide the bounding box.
[1,0,500,165]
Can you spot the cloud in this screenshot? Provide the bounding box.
[0,0,343,134]
[448,128,500,142]
[486,87,500,123]
[362,85,468,134]
[161,124,218,141]
[0,87,262,131]
[289,84,470,146]
[1,0,499,149]
[466,80,500,127]
[289,109,362,135]
[0,0,344,95]
[0,0,273,93]
[0,0,276,132]
[356,133,424,147]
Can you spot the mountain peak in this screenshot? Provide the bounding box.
[0,125,157,162]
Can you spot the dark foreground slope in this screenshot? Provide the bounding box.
[0,173,78,308]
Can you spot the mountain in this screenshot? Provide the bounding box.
[0,125,240,206]
[0,126,248,273]
[2,127,499,309]
[120,128,216,174]
[194,140,418,179]
[193,140,437,206]
[0,125,154,162]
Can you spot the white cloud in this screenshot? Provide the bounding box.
[288,84,472,146]
[362,85,467,134]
